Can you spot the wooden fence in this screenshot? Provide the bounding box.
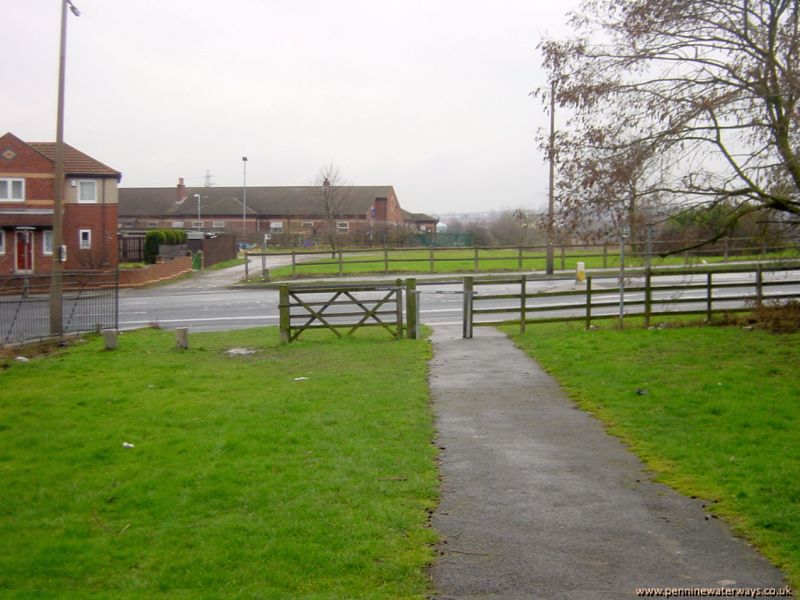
[248,237,799,278]
[278,280,405,342]
[464,265,800,336]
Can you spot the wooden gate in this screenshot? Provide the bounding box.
[279,281,404,342]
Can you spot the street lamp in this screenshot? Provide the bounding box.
[194,193,201,223]
[49,0,81,336]
[242,156,248,237]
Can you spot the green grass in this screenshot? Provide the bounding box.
[266,247,800,280]
[206,257,247,271]
[0,328,438,598]
[504,320,800,587]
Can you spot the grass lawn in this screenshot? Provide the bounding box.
[0,328,438,598]
[504,320,800,587]
[265,248,799,280]
[205,257,247,271]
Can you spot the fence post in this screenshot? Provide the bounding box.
[560,245,566,270]
[395,278,404,339]
[279,285,290,344]
[755,265,763,308]
[406,278,417,339]
[585,275,592,330]
[473,247,479,272]
[603,244,608,268]
[644,269,652,329]
[429,246,435,273]
[338,251,344,276]
[520,275,527,334]
[291,250,297,276]
[723,238,729,262]
[518,246,523,271]
[384,246,389,273]
[261,253,267,278]
[244,252,249,280]
[463,276,474,339]
[706,272,713,321]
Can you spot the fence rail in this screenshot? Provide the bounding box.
[0,271,118,347]
[247,237,799,278]
[465,266,800,335]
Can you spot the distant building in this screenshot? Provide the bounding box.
[0,132,121,275]
[118,178,437,246]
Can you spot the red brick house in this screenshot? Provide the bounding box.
[118,178,437,246]
[0,132,121,275]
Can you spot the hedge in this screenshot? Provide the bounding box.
[144,229,188,264]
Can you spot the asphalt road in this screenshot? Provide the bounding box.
[117,260,800,333]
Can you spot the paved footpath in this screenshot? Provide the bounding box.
[428,326,786,600]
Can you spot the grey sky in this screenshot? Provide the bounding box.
[4,1,577,215]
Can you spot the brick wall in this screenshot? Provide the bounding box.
[118,255,193,288]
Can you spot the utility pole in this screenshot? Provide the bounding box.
[546,79,556,275]
[49,0,81,336]
[242,157,248,236]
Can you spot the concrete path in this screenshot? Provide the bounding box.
[428,325,786,600]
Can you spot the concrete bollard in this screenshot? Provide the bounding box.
[175,327,189,350]
[102,329,118,350]
[576,261,586,283]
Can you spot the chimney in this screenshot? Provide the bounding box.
[176,177,186,202]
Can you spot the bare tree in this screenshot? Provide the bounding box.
[537,0,800,247]
[313,163,350,253]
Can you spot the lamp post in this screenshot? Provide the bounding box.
[546,78,557,275]
[194,193,201,224]
[242,156,248,237]
[49,0,81,336]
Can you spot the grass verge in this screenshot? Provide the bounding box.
[0,327,438,598]
[504,320,800,588]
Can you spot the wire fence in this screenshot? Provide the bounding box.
[0,270,118,347]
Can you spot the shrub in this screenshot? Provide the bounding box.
[144,230,188,263]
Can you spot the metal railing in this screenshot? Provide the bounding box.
[0,270,118,347]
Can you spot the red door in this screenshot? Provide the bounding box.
[15,230,33,273]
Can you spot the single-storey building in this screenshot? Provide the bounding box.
[0,132,121,275]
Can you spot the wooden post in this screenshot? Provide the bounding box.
[644,269,652,329]
[406,278,417,339]
[585,275,592,330]
[338,251,344,276]
[463,276,474,339]
[723,237,729,262]
[395,278,404,339]
[261,253,267,279]
[755,265,763,308]
[383,246,389,273]
[102,329,118,350]
[520,275,527,334]
[279,285,290,343]
[474,247,479,272]
[244,252,249,280]
[518,246,523,271]
[175,327,189,350]
[429,246,435,273]
[291,250,296,276]
[706,272,713,321]
[603,244,608,268]
[560,245,566,270]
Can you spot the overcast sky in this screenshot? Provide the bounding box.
[4,1,578,215]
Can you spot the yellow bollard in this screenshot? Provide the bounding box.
[576,261,586,283]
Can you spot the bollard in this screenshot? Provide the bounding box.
[175,327,189,350]
[576,261,586,283]
[102,329,118,350]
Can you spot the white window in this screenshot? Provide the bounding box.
[270,221,284,232]
[79,229,91,249]
[302,221,314,228]
[192,220,203,228]
[146,221,159,228]
[171,221,184,228]
[77,181,97,203]
[0,230,5,254]
[43,230,53,255]
[212,221,225,228]
[0,178,24,202]
[336,221,350,233]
